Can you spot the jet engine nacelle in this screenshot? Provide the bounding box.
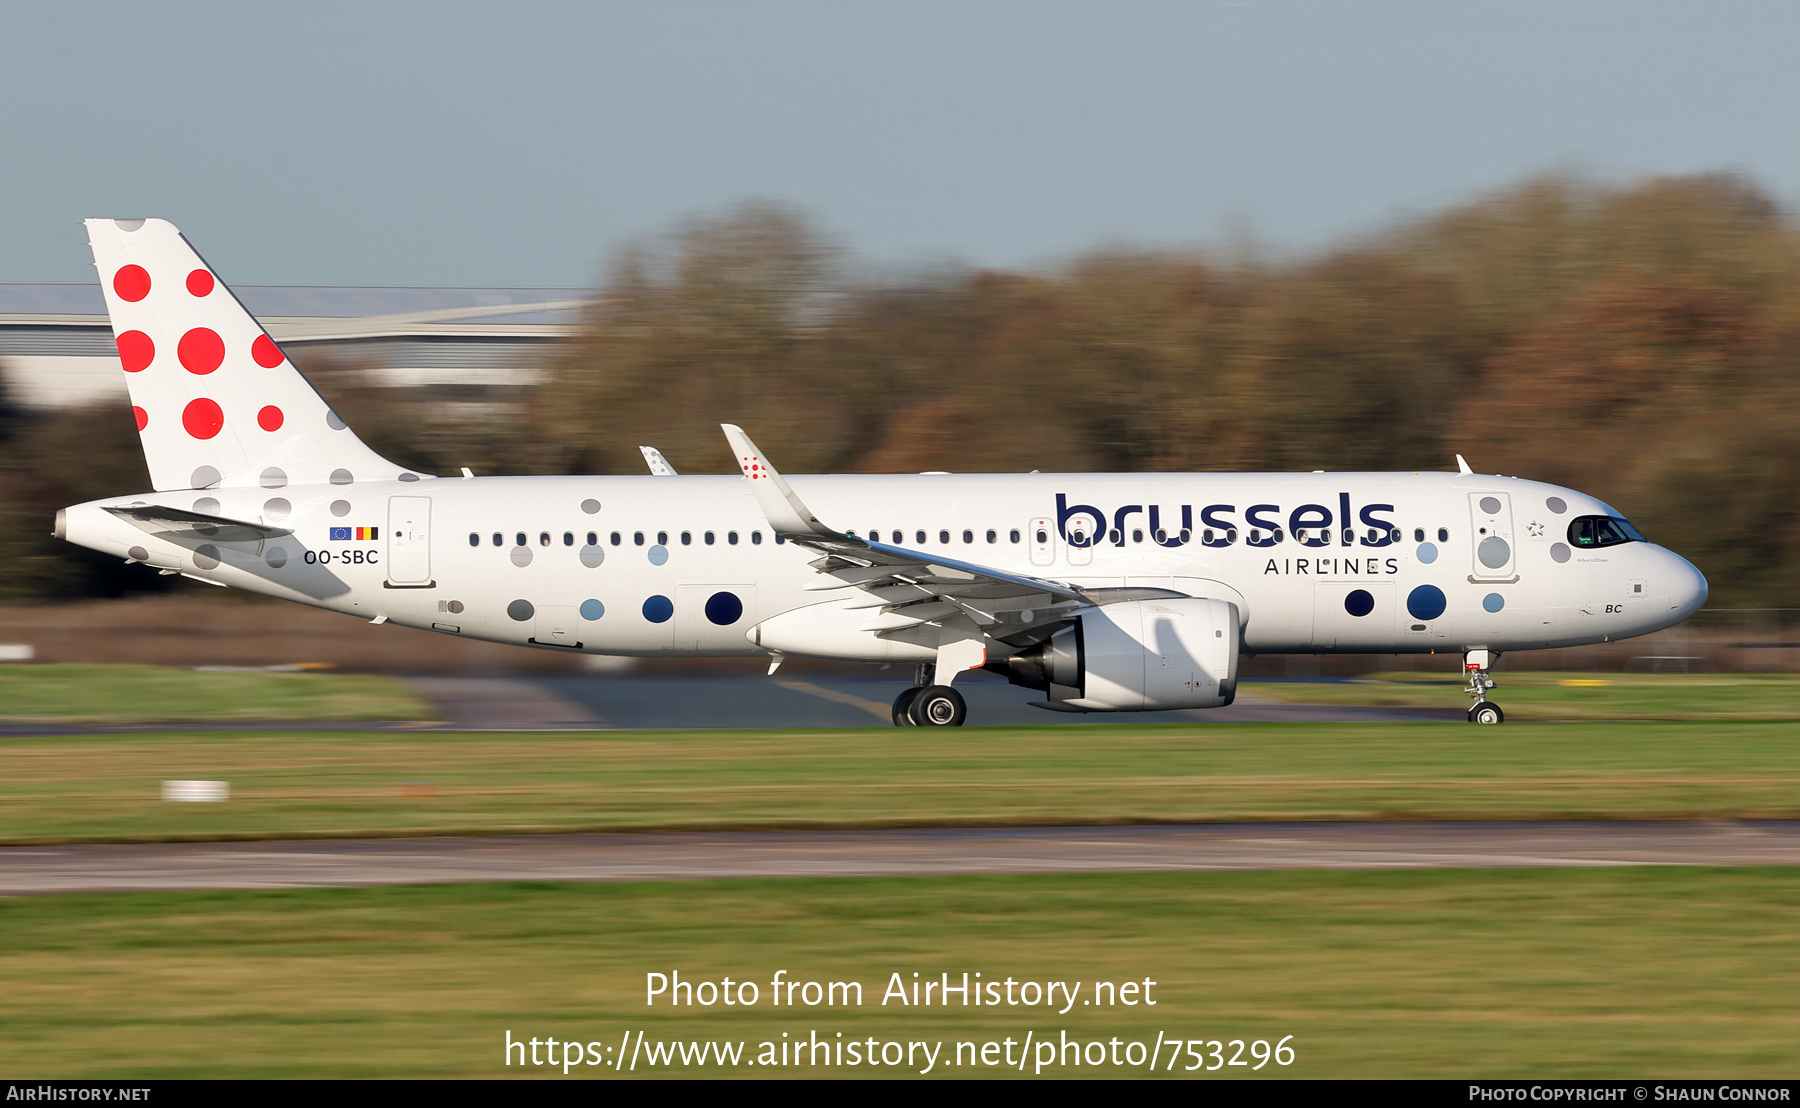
[997,597,1240,711]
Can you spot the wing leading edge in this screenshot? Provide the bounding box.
[720,424,1087,648]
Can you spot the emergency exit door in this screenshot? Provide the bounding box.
[386,496,433,586]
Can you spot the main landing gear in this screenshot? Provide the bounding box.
[892,663,968,727]
[1464,648,1503,724]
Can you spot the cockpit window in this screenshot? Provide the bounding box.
[1569,515,1646,548]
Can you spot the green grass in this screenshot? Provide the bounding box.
[2,869,1796,1077]
[0,663,433,723]
[5,720,1800,844]
[1246,671,1800,719]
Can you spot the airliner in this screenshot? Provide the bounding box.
[54,219,1709,726]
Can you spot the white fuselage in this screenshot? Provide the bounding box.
[62,470,1707,662]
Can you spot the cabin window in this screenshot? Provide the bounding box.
[610,531,622,546]
[563,532,574,546]
[657,531,668,545]
[1108,528,1122,544]
[916,530,927,544]
[1414,528,1425,542]
[775,533,785,544]
[939,530,950,544]
[539,532,551,547]
[1132,529,1143,543]
[587,532,598,546]
[705,531,715,545]
[963,529,973,544]
[681,531,692,545]
[492,532,502,547]
[751,531,762,545]
[1035,529,1048,544]
[1437,527,1449,542]
[893,530,903,544]
[728,531,739,545]
[1010,529,1021,544]
[515,532,527,547]
[986,529,997,544]
[468,532,479,547]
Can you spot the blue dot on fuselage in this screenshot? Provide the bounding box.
[1416,542,1438,564]
[580,598,604,621]
[1483,592,1505,613]
[1344,588,1375,617]
[1406,584,1447,621]
[642,595,673,623]
[704,590,744,626]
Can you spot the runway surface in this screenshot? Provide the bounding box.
[405,673,1462,730]
[0,674,1462,736]
[5,820,1796,895]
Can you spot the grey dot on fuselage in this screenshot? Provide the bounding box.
[261,467,287,489]
[263,498,291,521]
[265,547,287,569]
[128,546,149,562]
[326,411,347,431]
[1550,542,1571,563]
[507,599,534,622]
[581,499,600,514]
[330,469,353,485]
[399,472,418,482]
[510,545,533,567]
[330,500,351,517]
[114,219,145,231]
[193,497,220,515]
[193,545,221,570]
[191,466,221,489]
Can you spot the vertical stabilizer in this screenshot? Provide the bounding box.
[84,217,416,492]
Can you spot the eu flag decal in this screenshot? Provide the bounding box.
[329,526,351,541]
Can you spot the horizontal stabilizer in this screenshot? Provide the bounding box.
[105,505,292,544]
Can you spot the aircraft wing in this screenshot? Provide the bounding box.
[105,505,293,545]
[721,424,1084,637]
[639,446,679,476]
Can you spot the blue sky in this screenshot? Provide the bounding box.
[2,1,1795,287]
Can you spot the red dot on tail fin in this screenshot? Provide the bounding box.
[186,269,215,297]
[178,328,225,374]
[182,398,223,440]
[251,334,285,368]
[257,405,284,431]
[133,406,148,431]
[117,331,154,372]
[113,265,151,302]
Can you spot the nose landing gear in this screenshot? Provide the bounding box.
[1464,648,1503,723]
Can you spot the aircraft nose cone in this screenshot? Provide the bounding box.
[1667,550,1708,621]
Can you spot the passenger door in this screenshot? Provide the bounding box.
[386,496,432,586]
[1469,492,1516,581]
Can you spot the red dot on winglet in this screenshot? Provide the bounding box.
[186,269,215,297]
[178,328,225,374]
[113,265,152,302]
[116,330,154,372]
[182,398,224,440]
[133,406,148,431]
[251,334,284,368]
[257,405,284,431]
